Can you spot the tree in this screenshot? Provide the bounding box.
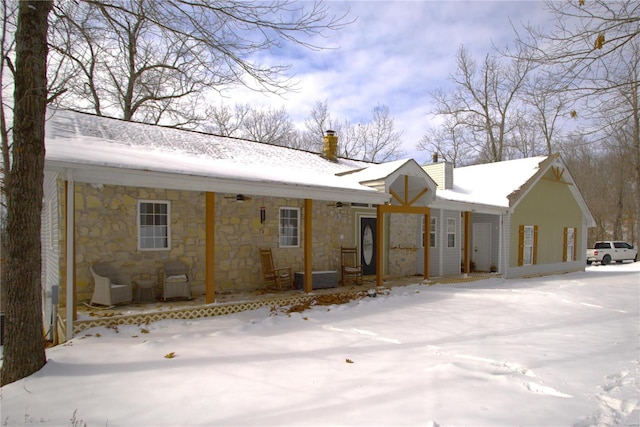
[0,0,18,317]
[316,103,405,162]
[242,105,296,145]
[524,0,639,96]
[428,45,534,164]
[522,0,640,243]
[1,0,52,386]
[49,0,350,125]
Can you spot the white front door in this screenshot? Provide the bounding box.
[472,223,492,272]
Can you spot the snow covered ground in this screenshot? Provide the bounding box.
[2,263,639,426]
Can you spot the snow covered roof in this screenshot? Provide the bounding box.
[434,156,549,209]
[432,155,594,226]
[44,109,391,203]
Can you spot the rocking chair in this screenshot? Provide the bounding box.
[259,248,293,291]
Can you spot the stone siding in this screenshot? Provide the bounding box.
[59,182,356,303]
[388,214,420,277]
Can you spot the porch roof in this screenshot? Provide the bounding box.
[43,109,392,204]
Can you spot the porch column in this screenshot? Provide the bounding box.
[205,192,216,303]
[463,211,471,274]
[65,178,75,341]
[376,204,384,287]
[303,199,312,293]
[424,210,430,280]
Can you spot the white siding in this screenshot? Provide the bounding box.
[41,171,60,336]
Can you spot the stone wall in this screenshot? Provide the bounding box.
[215,197,354,294]
[67,183,206,302]
[388,214,420,277]
[61,182,356,302]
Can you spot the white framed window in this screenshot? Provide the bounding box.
[138,200,170,250]
[279,207,300,247]
[523,225,534,265]
[447,218,456,248]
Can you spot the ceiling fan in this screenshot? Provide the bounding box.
[224,194,252,202]
[326,201,351,208]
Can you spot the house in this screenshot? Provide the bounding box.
[421,156,596,279]
[40,109,594,340]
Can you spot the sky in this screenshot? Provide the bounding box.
[214,1,552,163]
[1,262,638,426]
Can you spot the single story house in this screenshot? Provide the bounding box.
[40,109,595,340]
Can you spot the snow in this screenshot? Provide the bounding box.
[45,109,381,197]
[2,263,638,426]
[44,110,555,209]
[436,156,548,207]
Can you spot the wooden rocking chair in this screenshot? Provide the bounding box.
[341,246,363,285]
[259,248,293,291]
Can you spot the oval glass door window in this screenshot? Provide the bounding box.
[363,225,374,265]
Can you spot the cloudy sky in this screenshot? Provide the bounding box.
[214,1,551,163]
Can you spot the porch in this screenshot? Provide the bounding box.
[61,273,496,339]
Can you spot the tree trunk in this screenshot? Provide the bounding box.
[1,0,52,386]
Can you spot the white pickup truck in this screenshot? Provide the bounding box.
[586,241,638,265]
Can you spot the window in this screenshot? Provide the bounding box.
[430,217,437,248]
[420,217,436,248]
[447,218,456,248]
[518,224,538,266]
[138,201,170,250]
[564,227,576,262]
[279,207,300,247]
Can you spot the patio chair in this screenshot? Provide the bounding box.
[341,246,363,285]
[162,261,192,301]
[90,262,133,306]
[259,248,293,291]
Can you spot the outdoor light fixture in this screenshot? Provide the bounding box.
[260,206,266,223]
[236,194,245,203]
[336,202,343,208]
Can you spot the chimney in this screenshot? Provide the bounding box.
[432,152,438,163]
[322,130,338,162]
[422,160,454,190]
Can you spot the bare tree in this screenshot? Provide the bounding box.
[299,99,332,152]
[203,103,250,137]
[48,0,351,125]
[428,45,534,163]
[515,0,640,243]
[241,105,296,145]
[524,0,639,96]
[2,0,52,386]
[360,105,405,162]
[0,0,18,339]
[322,103,405,162]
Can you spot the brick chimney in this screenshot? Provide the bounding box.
[322,130,338,162]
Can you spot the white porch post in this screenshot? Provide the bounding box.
[65,175,74,341]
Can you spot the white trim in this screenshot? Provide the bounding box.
[65,175,74,341]
[45,161,391,205]
[447,217,456,248]
[137,200,171,251]
[279,207,300,248]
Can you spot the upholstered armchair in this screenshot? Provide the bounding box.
[90,263,133,306]
[162,261,192,301]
